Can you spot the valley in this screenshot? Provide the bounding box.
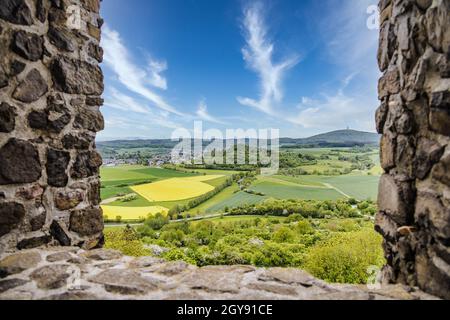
[98,132,384,285]
[100,143,381,222]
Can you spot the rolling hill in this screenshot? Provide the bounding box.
[280,129,380,147]
[97,129,380,150]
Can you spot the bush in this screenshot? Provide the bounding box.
[295,220,315,235]
[272,226,296,243]
[143,212,169,230]
[304,229,384,284]
[324,219,361,232]
[104,227,150,257]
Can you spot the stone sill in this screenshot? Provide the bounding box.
[0,247,439,300]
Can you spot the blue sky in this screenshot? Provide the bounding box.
[98,0,380,140]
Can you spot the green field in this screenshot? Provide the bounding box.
[191,215,287,223]
[250,181,343,200]
[100,166,198,201]
[203,191,268,213]
[316,175,379,200]
[188,183,240,214]
[100,147,380,219]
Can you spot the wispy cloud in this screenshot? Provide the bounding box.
[237,2,299,115]
[102,25,183,116]
[320,0,379,73]
[147,58,168,90]
[290,0,379,133]
[104,88,151,114]
[196,99,227,125]
[289,74,375,131]
[104,89,180,129]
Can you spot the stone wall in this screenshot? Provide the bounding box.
[0,247,439,300]
[0,0,104,254]
[376,0,450,299]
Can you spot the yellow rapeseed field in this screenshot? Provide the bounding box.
[102,205,168,220]
[130,175,224,202]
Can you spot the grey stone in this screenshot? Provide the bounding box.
[0,66,8,88]
[70,151,102,179]
[51,56,103,95]
[88,42,103,62]
[0,278,29,293]
[246,281,298,296]
[15,184,44,200]
[0,202,25,237]
[50,220,71,246]
[43,291,99,300]
[378,69,400,99]
[0,251,41,278]
[147,261,194,276]
[432,153,450,186]
[30,264,71,289]
[380,133,396,170]
[54,191,83,210]
[62,133,93,150]
[11,30,44,61]
[415,139,444,180]
[46,251,72,262]
[425,2,450,54]
[429,91,450,136]
[375,211,398,242]
[28,104,71,133]
[375,101,388,134]
[36,0,47,23]
[17,235,52,250]
[30,212,46,231]
[69,207,103,236]
[82,249,122,261]
[48,26,75,52]
[0,139,42,185]
[378,174,412,225]
[89,269,158,295]
[74,107,104,132]
[128,256,165,269]
[46,149,70,187]
[0,0,33,25]
[85,96,104,106]
[180,266,250,293]
[12,69,48,103]
[415,0,432,10]
[259,268,321,287]
[0,102,16,133]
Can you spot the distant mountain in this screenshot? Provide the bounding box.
[97,129,380,150]
[280,129,380,147]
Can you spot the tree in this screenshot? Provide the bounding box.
[144,213,169,230]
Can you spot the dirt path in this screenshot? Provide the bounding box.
[101,196,123,205]
[322,183,352,199]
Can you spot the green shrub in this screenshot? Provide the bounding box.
[143,212,169,230]
[272,226,296,243]
[104,227,150,257]
[324,219,361,232]
[304,228,384,284]
[295,220,315,234]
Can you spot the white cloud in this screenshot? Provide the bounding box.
[102,25,182,116]
[104,89,180,129]
[289,0,380,133]
[196,99,227,125]
[320,0,379,73]
[290,79,376,131]
[237,2,299,115]
[104,88,151,114]
[147,58,168,90]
